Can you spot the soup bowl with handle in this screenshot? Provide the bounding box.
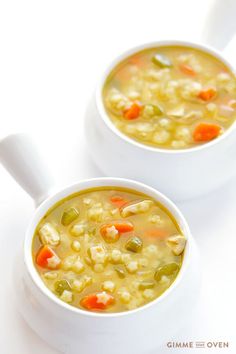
[0,133,200,354]
[85,39,236,201]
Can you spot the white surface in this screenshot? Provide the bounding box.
[0,0,235,353]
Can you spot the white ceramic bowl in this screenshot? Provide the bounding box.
[0,134,200,354]
[85,39,236,201]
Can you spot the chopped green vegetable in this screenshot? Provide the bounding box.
[61,207,79,226]
[54,279,71,295]
[154,262,179,282]
[139,281,155,290]
[125,236,143,253]
[143,104,163,118]
[152,53,172,68]
[115,267,126,278]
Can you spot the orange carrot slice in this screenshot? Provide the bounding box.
[129,55,146,68]
[110,196,128,208]
[123,102,142,120]
[198,88,216,101]
[193,123,221,142]
[36,245,61,269]
[100,221,134,236]
[113,222,134,233]
[81,292,114,310]
[144,228,168,239]
[179,63,196,76]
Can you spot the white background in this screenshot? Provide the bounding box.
[0,0,236,353]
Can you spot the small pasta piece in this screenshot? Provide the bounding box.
[121,200,153,217]
[121,253,132,264]
[206,103,217,113]
[101,225,119,243]
[60,290,73,303]
[217,72,231,83]
[47,255,61,269]
[39,223,60,246]
[126,260,138,273]
[148,214,162,224]
[143,244,159,256]
[184,81,202,97]
[61,255,84,274]
[160,275,171,285]
[152,130,170,144]
[110,249,122,264]
[70,223,87,237]
[71,240,81,252]
[87,207,104,222]
[83,198,93,206]
[166,234,186,255]
[138,258,149,268]
[167,105,185,118]
[118,289,132,304]
[72,258,85,274]
[61,255,77,270]
[102,281,116,293]
[127,90,140,100]
[83,275,93,286]
[104,269,116,277]
[89,245,107,264]
[175,126,192,143]
[36,245,61,269]
[94,264,105,273]
[124,124,137,135]
[72,275,92,293]
[142,289,155,300]
[110,208,119,216]
[107,89,129,111]
[158,118,173,130]
[72,279,84,292]
[44,271,58,280]
[136,122,155,134]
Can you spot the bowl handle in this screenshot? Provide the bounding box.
[0,133,54,206]
[203,0,236,50]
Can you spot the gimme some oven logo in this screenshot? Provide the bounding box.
[167,341,229,349]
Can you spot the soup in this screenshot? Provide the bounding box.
[103,46,236,149]
[32,187,186,313]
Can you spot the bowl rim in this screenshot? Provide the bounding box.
[96,39,236,154]
[24,177,193,318]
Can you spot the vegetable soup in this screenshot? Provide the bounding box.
[32,187,186,313]
[103,46,236,149]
